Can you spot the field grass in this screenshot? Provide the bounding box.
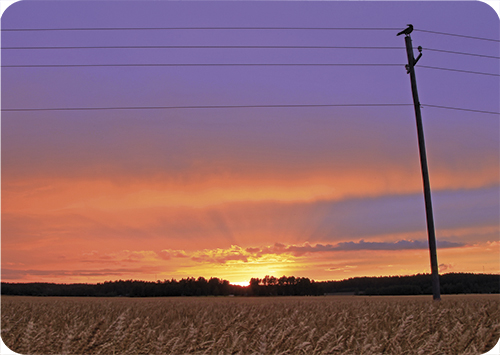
[1,294,499,354]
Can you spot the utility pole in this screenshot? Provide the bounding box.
[399,25,441,301]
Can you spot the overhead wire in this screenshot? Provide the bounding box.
[3,63,498,78]
[2,45,406,50]
[1,26,402,32]
[419,65,500,77]
[2,26,499,41]
[423,48,500,59]
[421,104,499,115]
[0,103,414,112]
[2,103,499,115]
[3,45,498,60]
[2,25,499,41]
[414,29,500,43]
[1,63,405,68]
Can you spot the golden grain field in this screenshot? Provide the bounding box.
[1,294,499,355]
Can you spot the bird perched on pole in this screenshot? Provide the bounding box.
[397,24,413,36]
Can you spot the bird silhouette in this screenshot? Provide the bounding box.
[397,24,413,36]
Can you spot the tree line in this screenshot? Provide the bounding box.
[1,273,498,297]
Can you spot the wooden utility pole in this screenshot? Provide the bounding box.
[400,26,441,301]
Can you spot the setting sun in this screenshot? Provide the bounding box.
[229,281,250,287]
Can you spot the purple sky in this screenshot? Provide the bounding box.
[1,1,499,284]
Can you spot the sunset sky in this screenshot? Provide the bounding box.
[1,1,499,285]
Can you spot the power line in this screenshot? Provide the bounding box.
[1,26,401,32]
[1,63,404,68]
[3,103,498,115]
[419,65,500,77]
[422,104,499,115]
[3,45,498,60]
[1,103,413,112]
[3,26,498,42]
[2,45,406,50]
[3,63,498,77]
[3,25,498,42]
[414,29,500,43]
[424,48,500,59]
[3,45,497,58]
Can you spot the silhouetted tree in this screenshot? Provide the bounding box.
[249,278,261,296]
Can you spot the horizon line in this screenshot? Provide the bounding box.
[2,271,497,286]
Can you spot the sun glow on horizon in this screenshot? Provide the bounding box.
[229,281,250,287]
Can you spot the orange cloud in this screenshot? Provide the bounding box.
[157,249,189,260]
[3,152,498,215]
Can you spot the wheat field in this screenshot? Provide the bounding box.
[1,294,499,354]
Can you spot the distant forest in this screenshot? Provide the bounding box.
[2,273,498,297]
